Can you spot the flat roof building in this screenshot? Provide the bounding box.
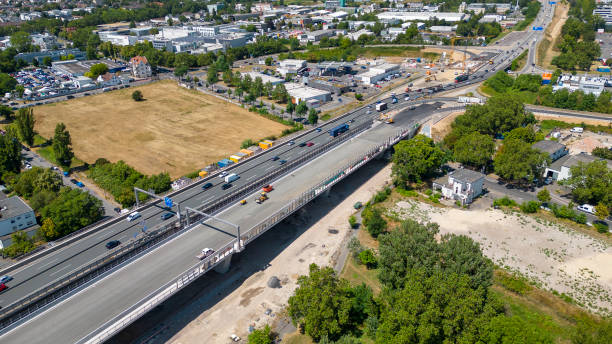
[377,11,469,23]
[0,196,37,249]
[285,82,332,107]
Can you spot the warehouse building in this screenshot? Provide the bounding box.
[278,59,307,76]
[51,59,125,77]
[245,72,284,85]
[358,63,400,84]
[377,12,469,23]
[285,82,332,108]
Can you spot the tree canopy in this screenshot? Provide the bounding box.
[452,131,495,168]
[392,135,445,184]
[494,139,550,183]
[562,160,611,207]
[52,122,74,168]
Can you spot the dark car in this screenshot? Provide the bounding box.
[222,183,232,190]
[105,240,120,249]
[161,212,173,220]
[271,156,279,161]
[298,142,307,147]
[316,128,322,132]
[202,182,213,189]
[70,178,78,184]
[279,159,287,165]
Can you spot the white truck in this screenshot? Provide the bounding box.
[376,103,387,111]
[458,96,483,104]
[225,173,240,183]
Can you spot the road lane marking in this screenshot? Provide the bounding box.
[49,264,72,277]
[37,258,58,270]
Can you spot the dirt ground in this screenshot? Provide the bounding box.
[537,2,568,68]
[557,129,612,154]
[159,163,393,343]
[393,200,612,316]
[32,80,288,178]
[430,111,463,142]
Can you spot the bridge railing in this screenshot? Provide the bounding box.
[76,124,419,344]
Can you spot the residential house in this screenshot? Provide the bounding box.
[544,152,612,181]
[532,140,569,162]
[0,196,38,249]
[96,72,122,87]
[433,168,485,205]
[129,56,152,78]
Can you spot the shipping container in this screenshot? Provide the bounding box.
[263,139,275,147]
[236,152,247,159]
[217,159,234,168]
[229,155,242,163]
[259,141,271,149]
[248,145,262,153]
[198,170,208,178]
[240,149,254,157]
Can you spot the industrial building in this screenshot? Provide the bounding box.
[278,59,307,76]
[0,196,38,249]
[285,82,332,108]
[317,61,354,76]
[51,59,125,77]
[554,75,607,97]
[245,72,284,85]
[376,12,469,23]
[15,48,85,64]
[357,63,400,84]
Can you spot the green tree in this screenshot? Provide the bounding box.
[0,127,22,182]
[0,105,13,120]
[132,90,144,101]
[296,101,308,116]
[571,318,612,344]
[392,135,445,185]
[452,131,495,168]
[358,249,377,269]
[265,57,273,66]
[40,188,103,239]
[0,73,17,94]
[307,109,318,125]
[15,107,35,146]
[595,203,610,221]
[85,63,108,79]
[592,147,612,160]
[286,102,295,117]
[561,160,611,207]
[288,264,353,341]
[39,217,59,240]
[248,325,273,344]
[505,125,537,143]
[174,65,188,77]
[537,189,551,203]
[10,31,32,52]
[207,66,218,84]
[34,168,62,193]
[494,139,550,183]
[14,84,24,98]
[52,122,74,168]
[355,93,363,101]
[362,206,387,238]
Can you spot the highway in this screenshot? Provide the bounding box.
[0,1,588,340]
[0,98,442,344]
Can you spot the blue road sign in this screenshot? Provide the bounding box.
[532,26,543,31]
[549,1,556,4]
[164,196,173,208]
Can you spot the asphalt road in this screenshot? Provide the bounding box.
[0,86,429,308]
[0,100,438,344]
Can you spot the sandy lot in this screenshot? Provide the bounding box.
[393,200,612,315]
[32,80,288,178]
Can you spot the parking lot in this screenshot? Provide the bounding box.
[597,32,612,61]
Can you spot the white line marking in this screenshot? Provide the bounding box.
[36,259,58,270]
[49,264,72,277]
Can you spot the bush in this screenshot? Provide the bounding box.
[0,231,35,258]
[348,215,358,229]
[519,201,540,213]
[594,222,609,233]
[396,187,418,197]
[248,324,273,344]
[496,271,532,295]
[361,206,387,238]
[550,203,575,219]
[358,249,377,269]
[574,212,587,224]
[355,93,363,101]
[348,237,364,259]
[493,196,517,208]
[132,90,144,101]
[372,187,392,204]
[241,138,254,149]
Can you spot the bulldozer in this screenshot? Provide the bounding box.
[378,113,394,124]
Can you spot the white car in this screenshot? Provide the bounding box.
[230,334,241,342]
[577,204,595,215]
[126,211,141,222]
[219,171,229,179]
[0,275,13,283]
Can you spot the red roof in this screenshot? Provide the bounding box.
[130,56,149,65]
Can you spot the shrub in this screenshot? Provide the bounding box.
[372,187,392,204]
[355,93,363,101]
[359,249,377,269]
[594,222,609,233]
[348,237,364,259]
[131,90,144,101]
[550,203,575,219]
[348,215,358,229]
[1,231,36,257]
[493,196,517,208]
[574,212,587,224]
[362,206,387,238]
[496,271,532,295]
[396,187,418,197]
[519,201,540,213]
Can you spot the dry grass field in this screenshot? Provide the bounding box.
[33,80,289,178]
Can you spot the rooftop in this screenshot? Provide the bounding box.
[548,152,612,171]
[449,168,485,184]
[532,140,566,154]
[0,196,33,220]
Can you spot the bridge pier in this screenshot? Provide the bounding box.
[214,254,232,274]
[322,187,331,198]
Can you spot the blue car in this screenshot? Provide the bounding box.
[161,212,173,220]
[76,181,84,187]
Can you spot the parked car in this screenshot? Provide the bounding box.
[0,275,13,284]
[202,182,213,189]
[316,128,321,132]
[105,240,120,249]
[127,211,141,222]
[161,213,173,220]
[577,204,595,214]
[262,184,274,192]
[76,181,84,187]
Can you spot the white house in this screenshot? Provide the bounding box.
[0,196,37,249]
[129,56,152,79]
[544,152,612,181]
[433,168,485,205]
[96,73,122,87]
[358,63,399,84]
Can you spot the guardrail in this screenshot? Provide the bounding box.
[77,124,420,344]
[0,116,375,330]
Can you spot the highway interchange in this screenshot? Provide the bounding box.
[1,1,609,342]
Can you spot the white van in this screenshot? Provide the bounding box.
[225,173,240,183]
[570,127,584,133]
[127,211,141,222]
[577,204,595,215]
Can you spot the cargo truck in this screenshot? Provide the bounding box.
[376,103,387,111]
[329,123,349,137]
[225,173,240,183]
